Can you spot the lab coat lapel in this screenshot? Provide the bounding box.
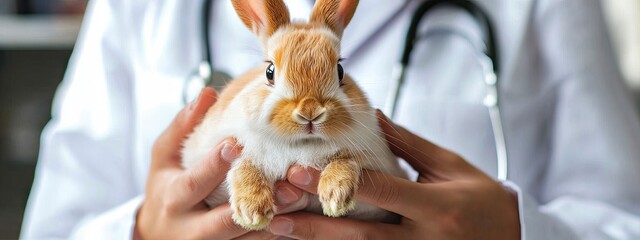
[340,0,409,57]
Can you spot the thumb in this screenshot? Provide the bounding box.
[376,109,452,174]
[152,87,218,169]
[376,110,475,182]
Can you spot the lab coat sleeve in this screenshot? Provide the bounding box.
[510,0,640,239]
[20,0,142,239]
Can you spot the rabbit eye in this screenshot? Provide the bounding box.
[266,63,275,86]
[337,63,344,86]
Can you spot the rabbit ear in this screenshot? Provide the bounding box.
[310,0,359,37]
[231,0,290,39]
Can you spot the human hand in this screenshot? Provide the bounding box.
[266,110,521,240]
[134,87,249,240]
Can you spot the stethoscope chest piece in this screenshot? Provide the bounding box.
[210,69,233,91]
[183,61,232,104]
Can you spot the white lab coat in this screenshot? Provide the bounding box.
[21,0,640,239]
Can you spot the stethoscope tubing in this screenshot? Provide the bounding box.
[201,0,214,80]
[390,0,508,181]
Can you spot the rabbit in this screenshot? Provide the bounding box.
[181,0,408,230]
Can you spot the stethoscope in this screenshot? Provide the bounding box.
[185,0,508,181]
[387,0,508,181]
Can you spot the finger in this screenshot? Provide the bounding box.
[356,170,428,218]
[195,203,250,239]
[268,212,404,240]
[376,109,454,173]
[286,165,321,194]
[273,181,311,215]
[288,165,425,218]
[172,138,241,208]
[152,87,218,169]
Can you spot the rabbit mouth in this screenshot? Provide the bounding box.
[289,123,328,144]
[303,122,327,135]
[305,122,315,134]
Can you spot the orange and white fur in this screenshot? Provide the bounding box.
[182,0,407,230]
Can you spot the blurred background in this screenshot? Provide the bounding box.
[0,0,638,239]
[0,0,85,238]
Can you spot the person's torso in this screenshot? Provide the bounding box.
[126,0,551,197]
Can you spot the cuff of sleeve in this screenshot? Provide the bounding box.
[502,181,579,240]
[70,195,145,240]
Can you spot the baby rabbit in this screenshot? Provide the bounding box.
[182,0,408,230]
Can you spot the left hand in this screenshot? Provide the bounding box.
[267,110,521,240]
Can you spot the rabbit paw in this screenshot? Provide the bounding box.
[231,194,274,230]
[318,173,357,217]
[229,159,275,230]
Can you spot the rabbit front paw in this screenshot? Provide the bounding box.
[318,159,359,217]
[318,179,356,217]
[231,192,274,230]
[229,160,274,230]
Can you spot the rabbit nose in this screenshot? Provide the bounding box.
[295,110,326,123]
[293,98,327,124]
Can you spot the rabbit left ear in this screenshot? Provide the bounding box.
[231,0,290,40]
[310,0,359,37]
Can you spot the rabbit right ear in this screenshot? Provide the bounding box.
[310,0,359,38]
[231,0,290,41]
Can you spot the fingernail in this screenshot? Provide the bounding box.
[290,167,312,186]
[276,185,301,205]
[270,217,293,235]
[220,142,239,162]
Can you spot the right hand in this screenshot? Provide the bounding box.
[134,87,249,239]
